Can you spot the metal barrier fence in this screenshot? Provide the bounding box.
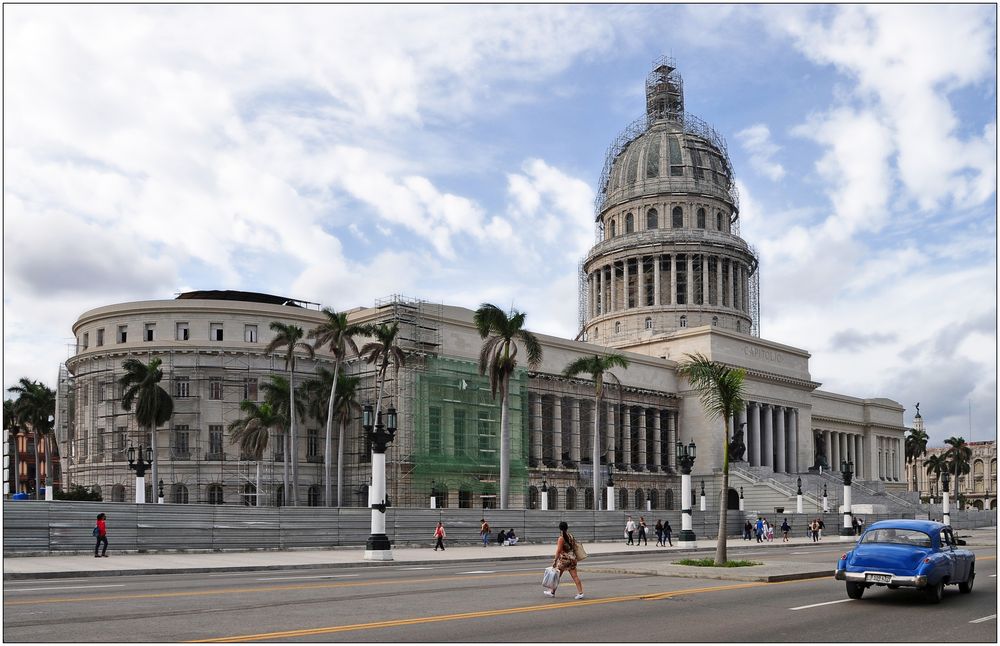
[3,501,744,555]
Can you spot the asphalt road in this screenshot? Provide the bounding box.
[4,545,995,643]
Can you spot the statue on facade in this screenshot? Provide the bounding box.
[813,430,829,469]
[728,423,747,462]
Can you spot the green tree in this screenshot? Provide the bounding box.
[905,427,929,466]
[923,453,948,482]
[308,309,369,507]
[265,322,315,507]
[118,358,174,499]
[563,352,630,511]
[359,322,406,432]
[473,303,542,510]
[54,484,102,501]
[261,374,305,504]
[944,437,972,509]
[676,353,746,566]
[228,400,286,505]
[8,379,56,499]
[331,374,362,507]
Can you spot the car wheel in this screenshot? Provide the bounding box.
[925,579,945,603]
[846,582,865,599]
[959,568,975,594]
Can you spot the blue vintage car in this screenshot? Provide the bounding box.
[835,519,975,603]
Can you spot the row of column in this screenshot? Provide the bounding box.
[529,394,679,472]
[588,253,750,316]
[875,435,902,481]
[817,429,866,479]
[741,401,799,474]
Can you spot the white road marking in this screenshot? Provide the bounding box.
[459,570,496,574]
[970,615,996,624]
[790,599,854,610]
[255,574,360,581]
[6,584,126,593]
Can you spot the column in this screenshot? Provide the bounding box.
[667,411,677,470]
[570,399,581,465]
[531,394,543,467]
[728,260,736,310]
[653,255,661,306]
[637,408,647,470]
[734,263,741,311]
[842,433,850,468]
[606,401,616,467]
[552,396,563,467]
[761,404,773,468]
[637,257,646,307]
[652,410,662,470]
[831,431,840,469]
[825,430,833,471]
[623,258,631,309]
[738,405,748,463]
[669,255,677,306]
[686,254,694,308]
[610,262,617,312]
[775,406,786,473]
[621,406,632,468]
[789,409,798,473]
[854,435,862,479]
[591,273,597,317]
[715,256,723,306]
[750,402,761,466]
[701,255,709,306]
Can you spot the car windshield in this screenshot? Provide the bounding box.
[860,528,932,548]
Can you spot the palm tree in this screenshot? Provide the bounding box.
[309,309,369,507]
[944,437,972,509]
[677,353,746,566]
[228,400,286,506]
[473,303,543,510]
[261,374,305,504]
[3,399,17,495]
[923,453,948,498]
[8,379,56,499]
[265,322,315,507]
[118,358,174,499]
[359,322,406,429]
[905,427,929,465]
[563,352,630,511]
[331,374,362,507]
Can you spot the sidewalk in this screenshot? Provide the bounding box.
[5,527,994,582]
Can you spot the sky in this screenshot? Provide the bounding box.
[3,5,996,449]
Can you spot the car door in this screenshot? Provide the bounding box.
[941,528,969,581]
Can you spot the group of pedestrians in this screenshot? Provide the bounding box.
[809,518,826,542]
[624,516,672,547]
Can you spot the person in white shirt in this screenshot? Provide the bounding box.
[625,516,637,545]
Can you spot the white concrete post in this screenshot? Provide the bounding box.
[606,485,615,511]
[943,490,951,526]
[796,494,803,514]
[430,496,437,509]
[840,482,853,541]
[541,490,549,511]
[135,476,146,504]
[679,472,695,547]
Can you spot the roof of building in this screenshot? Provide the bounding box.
[175,290,304,307]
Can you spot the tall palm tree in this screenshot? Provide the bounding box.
[8,379,55,499]
[261,374,305,504]
[905,427,929,465]
[923,453,948,497]
[677,353,746,566]
[359,322,406,429]
[331,374,362,507]
[473,303,542,510]
[563,352,630,511]
[265,322,315,507]
[228,400,286,506]
[308,309,369,507]
[944,437,972,508]
[118,358,174,499]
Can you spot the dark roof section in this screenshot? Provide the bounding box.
[176,290,303,307]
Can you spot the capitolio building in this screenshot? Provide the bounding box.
[56,59,911,516]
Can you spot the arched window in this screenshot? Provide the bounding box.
[645,137,661,178]
[308,485,322,506]
[208,484,224,505]
[619,488,629,510]
[584,487,594,510]
[665,488,675,510]
[566,487,577,510]
[634,488,645,510]
[672,206,683,228]
[548,486,559,510]
[712,316,719,326]
[679,316,687,328]
[171,483,189,504]
[645,317,653,330]
[528,485,539,510]
[111,484,125,502]
[646,209,658,230]
[627,149,639,184]
[609,220,616,238]
[697,208,706,229]
[625,213,634,233]
[716,211,723,230]
[735,321,741,333]
[649,489,659,509]
[615,321,621,334]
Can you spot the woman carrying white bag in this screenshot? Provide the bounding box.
[542,521,585,600]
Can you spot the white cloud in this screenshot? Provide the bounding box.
[736,124,786,181]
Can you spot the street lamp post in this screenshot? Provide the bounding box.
[677,441,697,547]
[839,460,854,540]
[699,480,706,512]
[158,479,165,504]
[362,404,397,561]
[126,444,153,504]
[606,467,615,512]
[941,472,951,526]
[822,484,829,513]
[796,477,803,514]
[738,486,744,512]
[540,478,549,511]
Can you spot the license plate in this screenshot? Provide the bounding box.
[865,573,892,584]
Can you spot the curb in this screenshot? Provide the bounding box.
[583,565,833,583]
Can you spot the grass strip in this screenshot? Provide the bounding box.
[673,558,762,568]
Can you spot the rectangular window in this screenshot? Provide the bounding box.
[428,407,442,454]
[675,254,687,305]
[99,383,108,402]
[175,377,190,398]
[118,325,128,343]
[82,388,89,407]
[454,409,466,454]
[116,427,127,452]
[209,377,223,400]
[210,323,224,341]
[174,425,190,455]
[96,428,105,453]
[209,425,223,457]
[478,410,496,457]
[244,325,258,343]
[307,428,319,458]
[243,378,258,401]
[176,322,189,341]
[81,333,89,351]
[690,148,704,180]
[144,323,155,342]
[96,328,104,347]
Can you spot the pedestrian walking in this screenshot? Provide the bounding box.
[638,517,648,546]
[663,520,673,546]
[624,516,636,545]
[810,518,820,542]
[480,519,491,547]
[433,521,446,551]
[654,519,664,546]
[818,517,825,540]
[755,517,764,543]
[543,521,585,600]
[94,512,108,557]
[780,518,790,542]
[743,520,752,541]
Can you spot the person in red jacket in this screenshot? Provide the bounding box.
[433,522,446,551]
[94,513,108,557]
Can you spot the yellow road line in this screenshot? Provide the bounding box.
[190,576,827,643]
